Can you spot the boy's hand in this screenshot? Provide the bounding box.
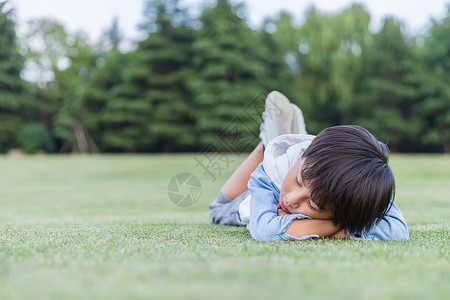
[277,203,291,216]
[331,227,350,239]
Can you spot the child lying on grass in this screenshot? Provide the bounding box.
[209,91,409,241]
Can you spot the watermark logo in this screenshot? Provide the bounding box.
[193,143,234,183]
[218,117,259,154]
[167,173,202,207]
[243,90,267,126]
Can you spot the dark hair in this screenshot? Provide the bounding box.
[301,125,395,234]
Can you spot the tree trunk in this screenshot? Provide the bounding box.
[74,120,89,154]
[162,136,173,153]
[73,119,100,154]
[86,130,100,153]
[443,139,450,153]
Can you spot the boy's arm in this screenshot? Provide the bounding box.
[331,227,350,239]
[286,219,343,238]
[277,204,345,238]
[348,202,408,241]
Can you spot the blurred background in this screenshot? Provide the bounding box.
[1,0,449,154]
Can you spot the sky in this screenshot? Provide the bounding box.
[7,0,450,48]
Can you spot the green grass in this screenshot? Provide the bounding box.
[0,154,449,299]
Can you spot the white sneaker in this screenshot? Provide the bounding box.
[259,91,293,147]
[290,103,307,135]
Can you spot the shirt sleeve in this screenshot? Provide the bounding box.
[247,164,318,241]
[348,202,409,241]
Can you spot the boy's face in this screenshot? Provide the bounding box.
[279,160,333,219]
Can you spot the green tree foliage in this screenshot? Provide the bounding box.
[52,33,97,153]
[15,122,54,153]
[24,19,97,152]
[294,5,371,133]
[81,19,128,152]
[270,13,301,57]
[265,13,305,113]
[1,1,449,153]
[354,18,422,151]
[256,18,295,97]
[190,0,267,152]
[81,49,128,152]
[100,0,195,152]
[418,7,450,152]
[0,2,32,152]
[139,0,195,152]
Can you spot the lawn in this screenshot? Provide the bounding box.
[0,153,449,299]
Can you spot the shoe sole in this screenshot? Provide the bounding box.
[265,91,293,136]
[290,103,307,134]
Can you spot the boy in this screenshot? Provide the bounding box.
[209,91,409,241]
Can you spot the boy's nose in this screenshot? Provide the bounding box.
[285,198,298,208]
[285,197,297,207]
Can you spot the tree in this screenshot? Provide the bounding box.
[139,0,195,152]
[353,18,422,151]
[0,2,33,152]
[293,5,372,133]
[105,17,122,51]
[24,19,98,153]
[81,19,128,152]
[418,7,450,152]
[190,0,267,152]
[99,0,195,152]
[255,17,296,98]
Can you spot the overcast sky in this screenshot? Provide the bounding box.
[7,0,450,46]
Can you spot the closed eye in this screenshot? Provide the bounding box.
[308,200,320,212]
[310,199,328,213]
[295,173,302,187]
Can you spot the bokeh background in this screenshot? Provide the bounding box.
[1,0,449,154]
